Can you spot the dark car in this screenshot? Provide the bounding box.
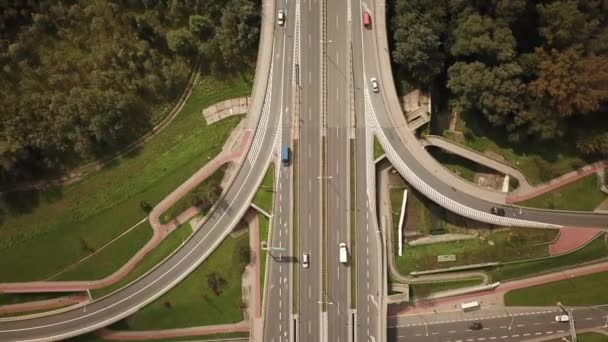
[468,322,483,330]
[490,206,505,216]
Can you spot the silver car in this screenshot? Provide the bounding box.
[370,77,379,93]
[277,10,285,26]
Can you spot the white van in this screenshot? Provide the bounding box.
[339,243,348,264]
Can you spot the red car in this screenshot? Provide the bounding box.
[363,11,371,27]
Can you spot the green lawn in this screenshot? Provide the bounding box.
[519,175,606,211]
[444,111,594,185]
[252,164,275,214]
[0,75,250,282]
[490,234,608,282]
[374,136,385,159]
[120,232,250,329]
[92,223,193,299]
[160,165,228,224]
[428,148,501,183]
[410,278,483,298]
[54,222,153,281]
[259,214,269,302]
[395,229,558,275]
[504,271,608,306]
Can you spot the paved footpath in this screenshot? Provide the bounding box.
[0,128,253,294]
[549,227,603,256]
[390,260,608,317]
[96,321,250,340]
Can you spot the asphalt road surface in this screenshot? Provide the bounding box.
[0,5,286,342]
[388,307,608,342]
[351,0,383,341]
[263,0,297,341]
[325,0,352,341]
[294,0,324,340]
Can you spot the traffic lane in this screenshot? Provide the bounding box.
[297,128,322,341]
[351,0,382,339]
[263,0,297,340]
[325,127,351,342]
[298,0,323,338]
[325,0,351,338]
[389,308,608,342]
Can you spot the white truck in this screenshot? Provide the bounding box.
[339,243,348,264]
[461,301,480,312]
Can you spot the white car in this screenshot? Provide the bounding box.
[277,10,285,26]
[370,77,379,93]
[302,253,309,268]
[555,315,570,322]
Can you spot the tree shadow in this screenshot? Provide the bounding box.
[1,190,41,215]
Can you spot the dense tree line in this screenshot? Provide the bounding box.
[390,0,608,156]
[0,0,260,184]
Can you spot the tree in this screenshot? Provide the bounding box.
[576,131,608,156]
[529,47,608,117]
[448,61,524,126]
[166,28,197,57]
[537,0,597,49]
[189,15,214,41]
[238,244,251,266]
[390,0,447,86]
[215,0,260,69]
[450,13,516,63]
[207,272,227,296]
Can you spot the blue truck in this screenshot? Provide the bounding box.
[281,146,289,165]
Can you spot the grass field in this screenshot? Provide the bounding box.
[252,165,275,214]
[504,271,608,306]
[374,136,385,159]
[259,214,269,302]
[410,278,483,299]
[160,165,228,224]
[519,175,606,211]
[118,232,249,329]
[92,223,193,299]
[55,221,153,281]
[0,75,250,282]
[444,112,594,185]
[490,234,608,282]
[395,229,558,275]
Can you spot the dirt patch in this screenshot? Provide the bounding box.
[474,172,505,191]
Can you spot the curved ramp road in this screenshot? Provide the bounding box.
[362,0,608,229]
[0,4,283,342]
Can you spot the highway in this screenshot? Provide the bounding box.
[388,307,608,342]
[351,0,383,341]
[294,0,323,340]
[360,0,608,229]
[263,0,297,341]
[0,2,285,341]
[325,0,353,340]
